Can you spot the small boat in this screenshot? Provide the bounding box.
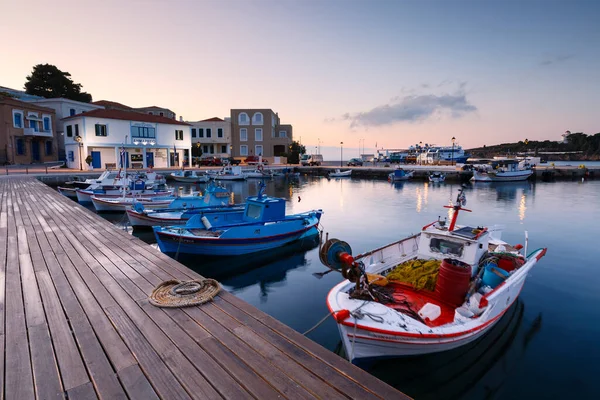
[126,182,239,228]
[57,186,78,199]
[245,167,274,179]
[321,186,547,363]
[91,196,175,212]
[429,172,446,183]
[388,168,414,182]
[329,169,352,178]
[213,166,247,181]
[471,159,533,182]
[76,182,172,204]
[170,170,210,183]
[153,185,323,256]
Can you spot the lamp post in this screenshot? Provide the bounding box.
[75,135,83,170]
[419,141,423,165]
[451,136,456,165]
[340,142,344,167]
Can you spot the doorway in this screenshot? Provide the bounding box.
[31,141,40,162]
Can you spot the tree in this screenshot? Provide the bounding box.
[286,141,305,164]
[25,64,92,102]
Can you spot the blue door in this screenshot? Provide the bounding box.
[119,151,130,168]
[31,141,40,161]
[91,151,102,169]
[146,152,154,168]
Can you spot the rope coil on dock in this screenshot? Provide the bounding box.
[149,279,221,308]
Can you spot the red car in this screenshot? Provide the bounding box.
[244,156,268,165]
[198,156,222,166]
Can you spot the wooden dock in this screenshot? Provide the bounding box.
[0,177,408,400]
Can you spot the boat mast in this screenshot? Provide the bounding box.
[445,186,470,231]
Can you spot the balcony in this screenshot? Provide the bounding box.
[23,128,53,138]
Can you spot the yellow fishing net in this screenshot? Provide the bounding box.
[386,259,441,291]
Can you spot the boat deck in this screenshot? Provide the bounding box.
[0,176,408,400]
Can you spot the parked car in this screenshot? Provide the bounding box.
[222,157,241,166]
[244,156,268,165]
[347,158,363,166]
[198,156,223,166]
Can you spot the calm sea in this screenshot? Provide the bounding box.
[91,176,600,399]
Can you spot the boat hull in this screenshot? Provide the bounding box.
[471,170,533,182]
[57,187,78,199]
[76,189,171,204]
[172,176,210,183]
[154,225,319,256]
[92,197,172,212]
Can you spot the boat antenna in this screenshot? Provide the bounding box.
[257,181,266,199]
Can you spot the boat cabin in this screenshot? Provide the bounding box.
[418,222,490,276]
[243,195,286,222]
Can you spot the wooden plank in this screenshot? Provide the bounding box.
[103,306,192,400]
[28,324,64,400]
[67,382,98,400]
[0,334,4,400]
[117,364,159,400]
[4,190,35,400]
[218,292,407,399]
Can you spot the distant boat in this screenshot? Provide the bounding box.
[329,169,352,178]
[153,185,323,256]
[388,168,414,182]
[429,172,446,183]
[245,166,275,179]
[471,159,533,182]
[213,165,247,181]
[170,170,210,183]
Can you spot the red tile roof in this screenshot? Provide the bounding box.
[200,117,224,122]
[62,109,190,126]
[92,100,133,110]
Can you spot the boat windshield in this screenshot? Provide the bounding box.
[430,238,464,257]
[246,204,262,219]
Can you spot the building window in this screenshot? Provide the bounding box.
[203,145,209,153]
[240,145,248,156]
[192,128,197,138]
[148,112,153,115]
[68,151,74,162]
[46,141,53,155]
[29,119,38,132]
[69,108,76,116]
[255,128,263,141]
[240,128,248,141]
[198,128,204,138]
[13,111,23,128]
[43,116,51,131]
[95,124,107,136]
[221,145,227,153]
[66,125,73,137]
[131,126,156,138]
[16,138,25,155]
[217,128,223,138]
[159,112,164,117]
[252,112,263,125]
[210,145,215,154]
[75,124,79,136]
[238,112,249,125]
[255,145,263,156]
[175,130,183,140]
[279,130,287,138]
[206,128,212,138]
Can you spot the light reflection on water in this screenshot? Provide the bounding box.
[83,176,599,399]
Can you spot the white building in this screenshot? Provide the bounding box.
[62,109,191,170]
[29,98,104,159]
[188,117,231,159]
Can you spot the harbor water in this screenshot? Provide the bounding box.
[86,176,599,399]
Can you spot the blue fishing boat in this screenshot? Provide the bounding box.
[153,186,323,256]
[126,182,238,228]
[388,168,414,182]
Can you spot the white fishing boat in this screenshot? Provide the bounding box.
[428,172,446,183]
[245,165,274,179]
[91,196,174,212]
[76,185,172,204]
[213,166,247,181]
[329,169,352,178]
[321,187,547,363]
[471,159,533,182]
[170,170,211,183]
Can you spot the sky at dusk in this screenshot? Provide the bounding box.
[2,0,599,160]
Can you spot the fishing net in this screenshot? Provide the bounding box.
[386,259,442,291]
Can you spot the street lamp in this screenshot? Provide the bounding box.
[418,141,423,165]
[340,142,344,167]
[451,136,456,165]
[75,135,83,170]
